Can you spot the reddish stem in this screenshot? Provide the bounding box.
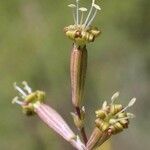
[75,107,88,145]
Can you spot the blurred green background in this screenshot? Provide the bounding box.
[0,0,150,149]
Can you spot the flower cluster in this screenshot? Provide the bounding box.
[64,0,101,46]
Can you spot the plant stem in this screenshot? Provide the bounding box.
[75,107,88,145]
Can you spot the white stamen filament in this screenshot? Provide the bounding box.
[22,81,32,94]
[68,4,77,24]
[85,4,101,29]
[14,83,27,97]
[73,9,77,24]
[110,114,135,125]
[80,11,84,25]
[111,92,120,104]
[102,101,107,109]
[83,1,94,27]
[92,0,95,4]
[128,98,136,107]
[115,98,136,116]
[76,0,79,25]
[116,107,129,116]
[86,9,97,28]
[12,97,24,106]
[79,8,87,25]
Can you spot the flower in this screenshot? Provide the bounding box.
[94,92,136,134]
[64,0,101,46]
[86,92,136,150]
[12,82,86,150]
[12,81,45,115]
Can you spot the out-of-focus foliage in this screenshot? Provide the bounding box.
[0,0,149,150]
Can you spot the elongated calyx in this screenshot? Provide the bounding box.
[64,0,101,46]
[12,82,86,150]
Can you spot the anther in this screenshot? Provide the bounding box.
[111,91,120,104]
[68,4,77,24]
[127,113,135,119]
[68,4,76,8]
[102,101,107,109]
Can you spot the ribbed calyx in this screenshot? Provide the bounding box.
[70,44,87,108]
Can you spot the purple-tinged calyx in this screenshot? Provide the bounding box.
[12,82,86,150]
